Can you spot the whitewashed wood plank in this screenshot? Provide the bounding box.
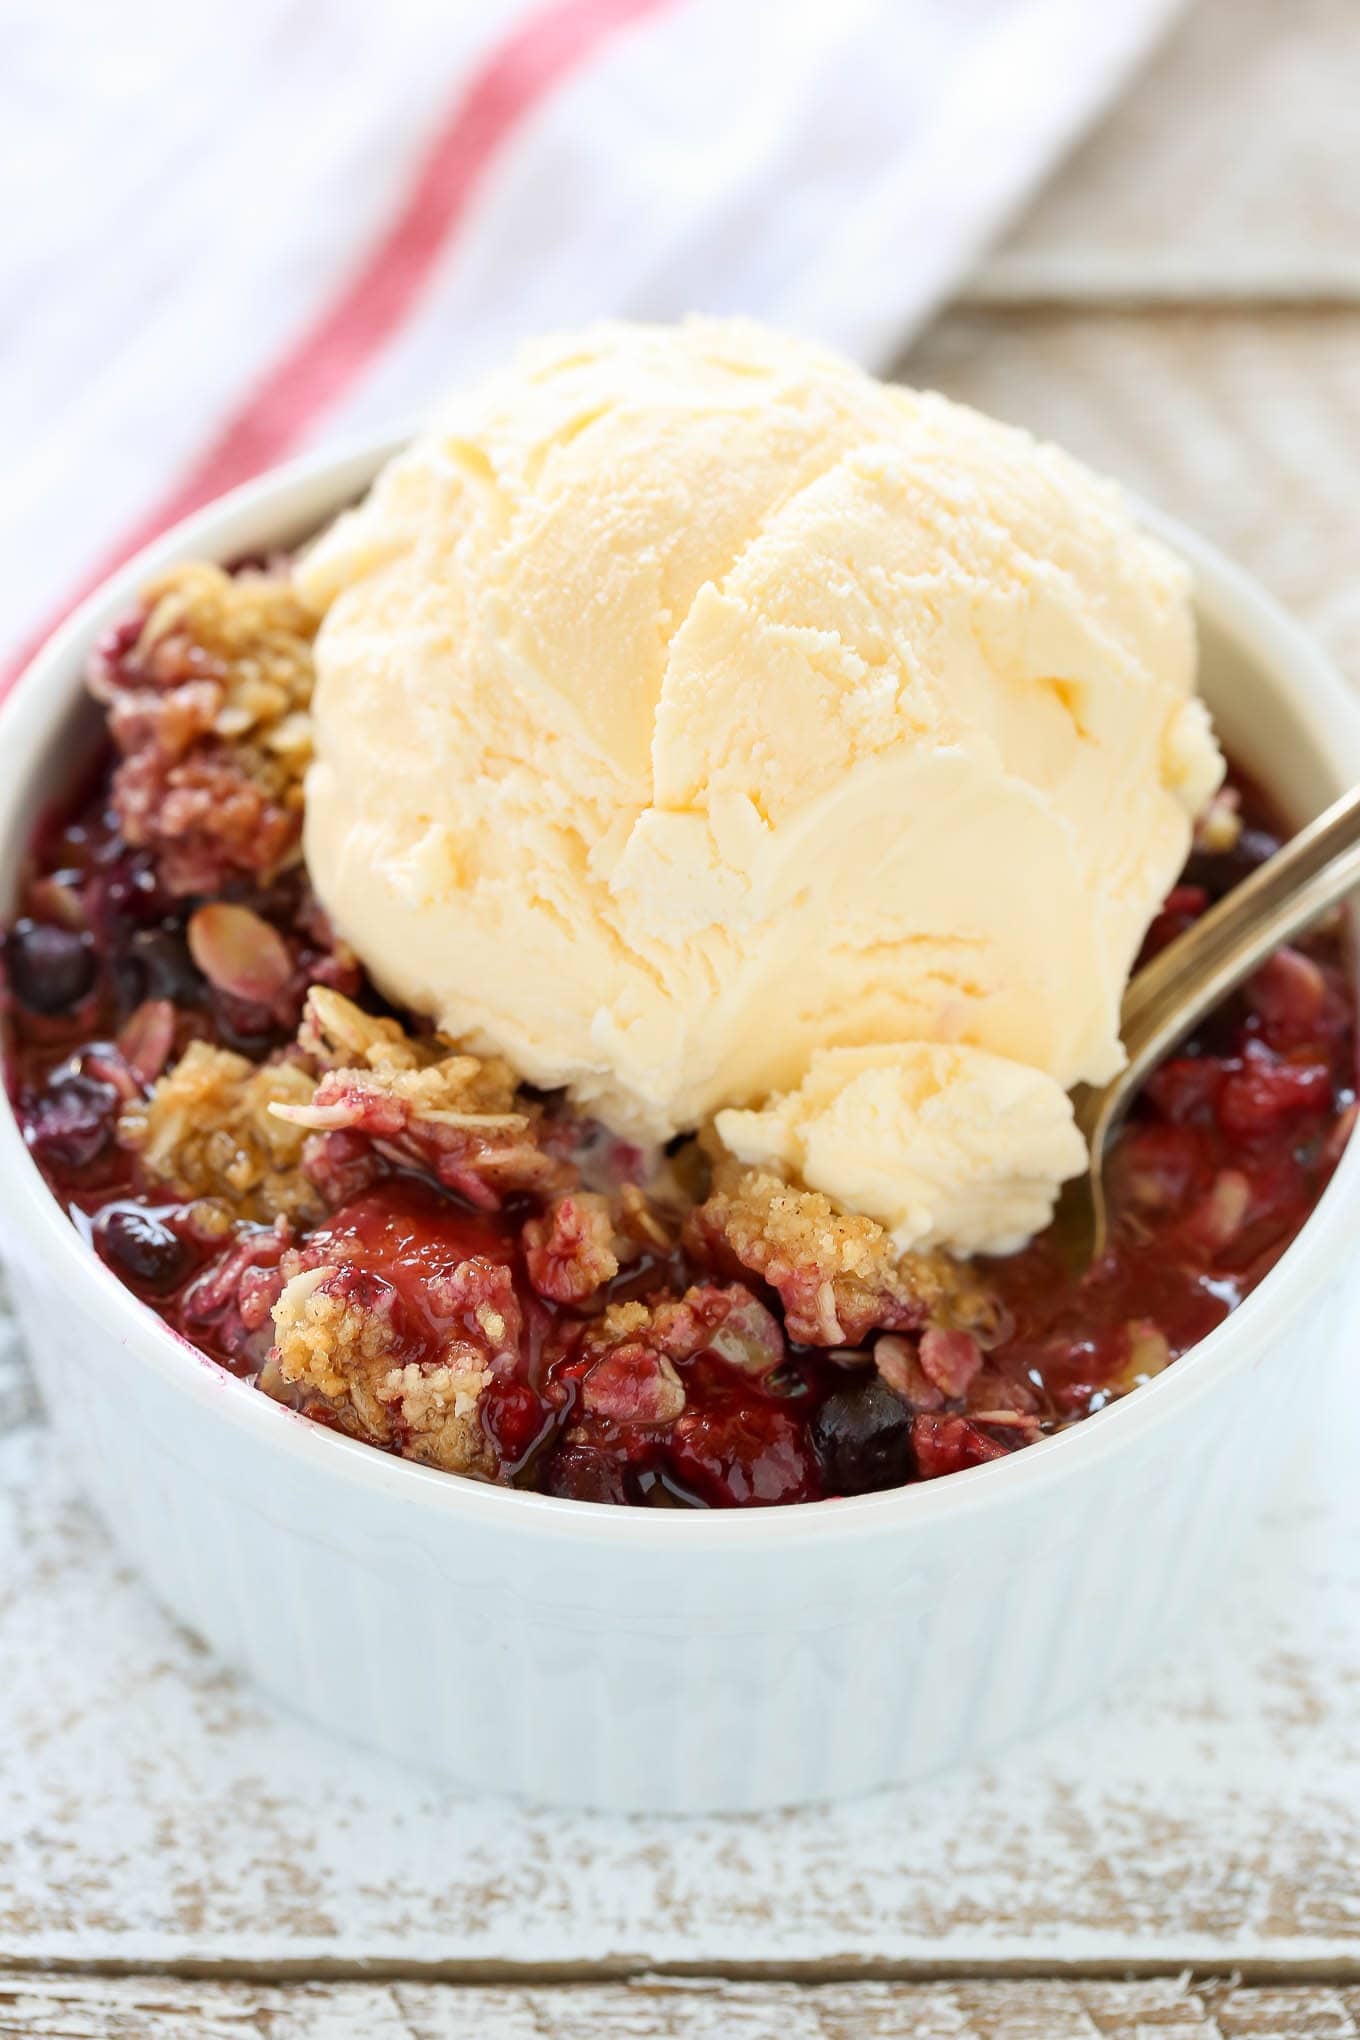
[3,1975,1358,2040]
[2,1332,1359,1971]
[0,1273,35,1439]
[906,308,1360,692]
[971,0,1360,302]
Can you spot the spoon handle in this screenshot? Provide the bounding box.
[1114,781,1360,1111]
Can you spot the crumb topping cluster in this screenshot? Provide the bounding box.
[271,1259,498,1480]
[119,1040,320,1223]
[89,561,318,894]
[685,1153,991,1347]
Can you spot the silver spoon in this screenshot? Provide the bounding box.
[1059,781,1360,1272]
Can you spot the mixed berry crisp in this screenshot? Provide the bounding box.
[4,564,1355,1506]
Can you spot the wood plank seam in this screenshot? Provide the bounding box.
[10,1960,1360,1984]
[4,1972,1360,2040]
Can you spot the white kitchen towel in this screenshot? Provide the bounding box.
[0,0,1184,684]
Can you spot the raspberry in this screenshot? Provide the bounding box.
[668,1389,819,1507]
[1218,1054,1332,1136]
[911,1413,1010,1480]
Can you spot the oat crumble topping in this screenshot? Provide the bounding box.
[119,1040,321,1224]
[271,1260,495,1478]
[89,560,319,894]
[685,1155,991,1347]
[276,988,570,1210]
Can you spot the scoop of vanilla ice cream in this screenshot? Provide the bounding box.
[717,1045,1088,1256]
[298,318,1222,1256]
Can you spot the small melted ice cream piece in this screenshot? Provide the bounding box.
[717,1043,1088,1256]
[299,318,1222,1254]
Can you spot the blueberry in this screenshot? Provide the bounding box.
[99,1206,188,1291]
[113,923,206,1020]
[6,921,96,1014]
[545,1441,636,1505]
[127,926,203,1007]
[212,991,286,1057]
[100,852,169,927]
[1186,825,1282,902]
[810,1376,915,1495]
[22,1072,118,1171]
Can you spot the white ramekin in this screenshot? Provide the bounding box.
[2,440,1358,1816]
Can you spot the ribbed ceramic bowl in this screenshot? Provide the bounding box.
[2,438,1358,1815]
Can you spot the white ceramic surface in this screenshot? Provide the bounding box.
[2,440,1357,1816]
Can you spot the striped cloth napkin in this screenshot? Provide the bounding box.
[0,0,1183,687]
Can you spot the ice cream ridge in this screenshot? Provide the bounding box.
[299,319,1223,1257]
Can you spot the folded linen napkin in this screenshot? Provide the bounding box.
[0,0,1183,683]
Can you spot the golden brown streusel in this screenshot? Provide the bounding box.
[294,986,520,1117]
[137,560,318,773]
[271,1264,494,1478]
[274,990,566,1209]
[688,1155,992,1346]
[90,561,321,894]
[119,1040,321,1224]
[595,1298,653,1343]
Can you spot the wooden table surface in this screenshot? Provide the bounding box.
[6,2,1360,2032]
